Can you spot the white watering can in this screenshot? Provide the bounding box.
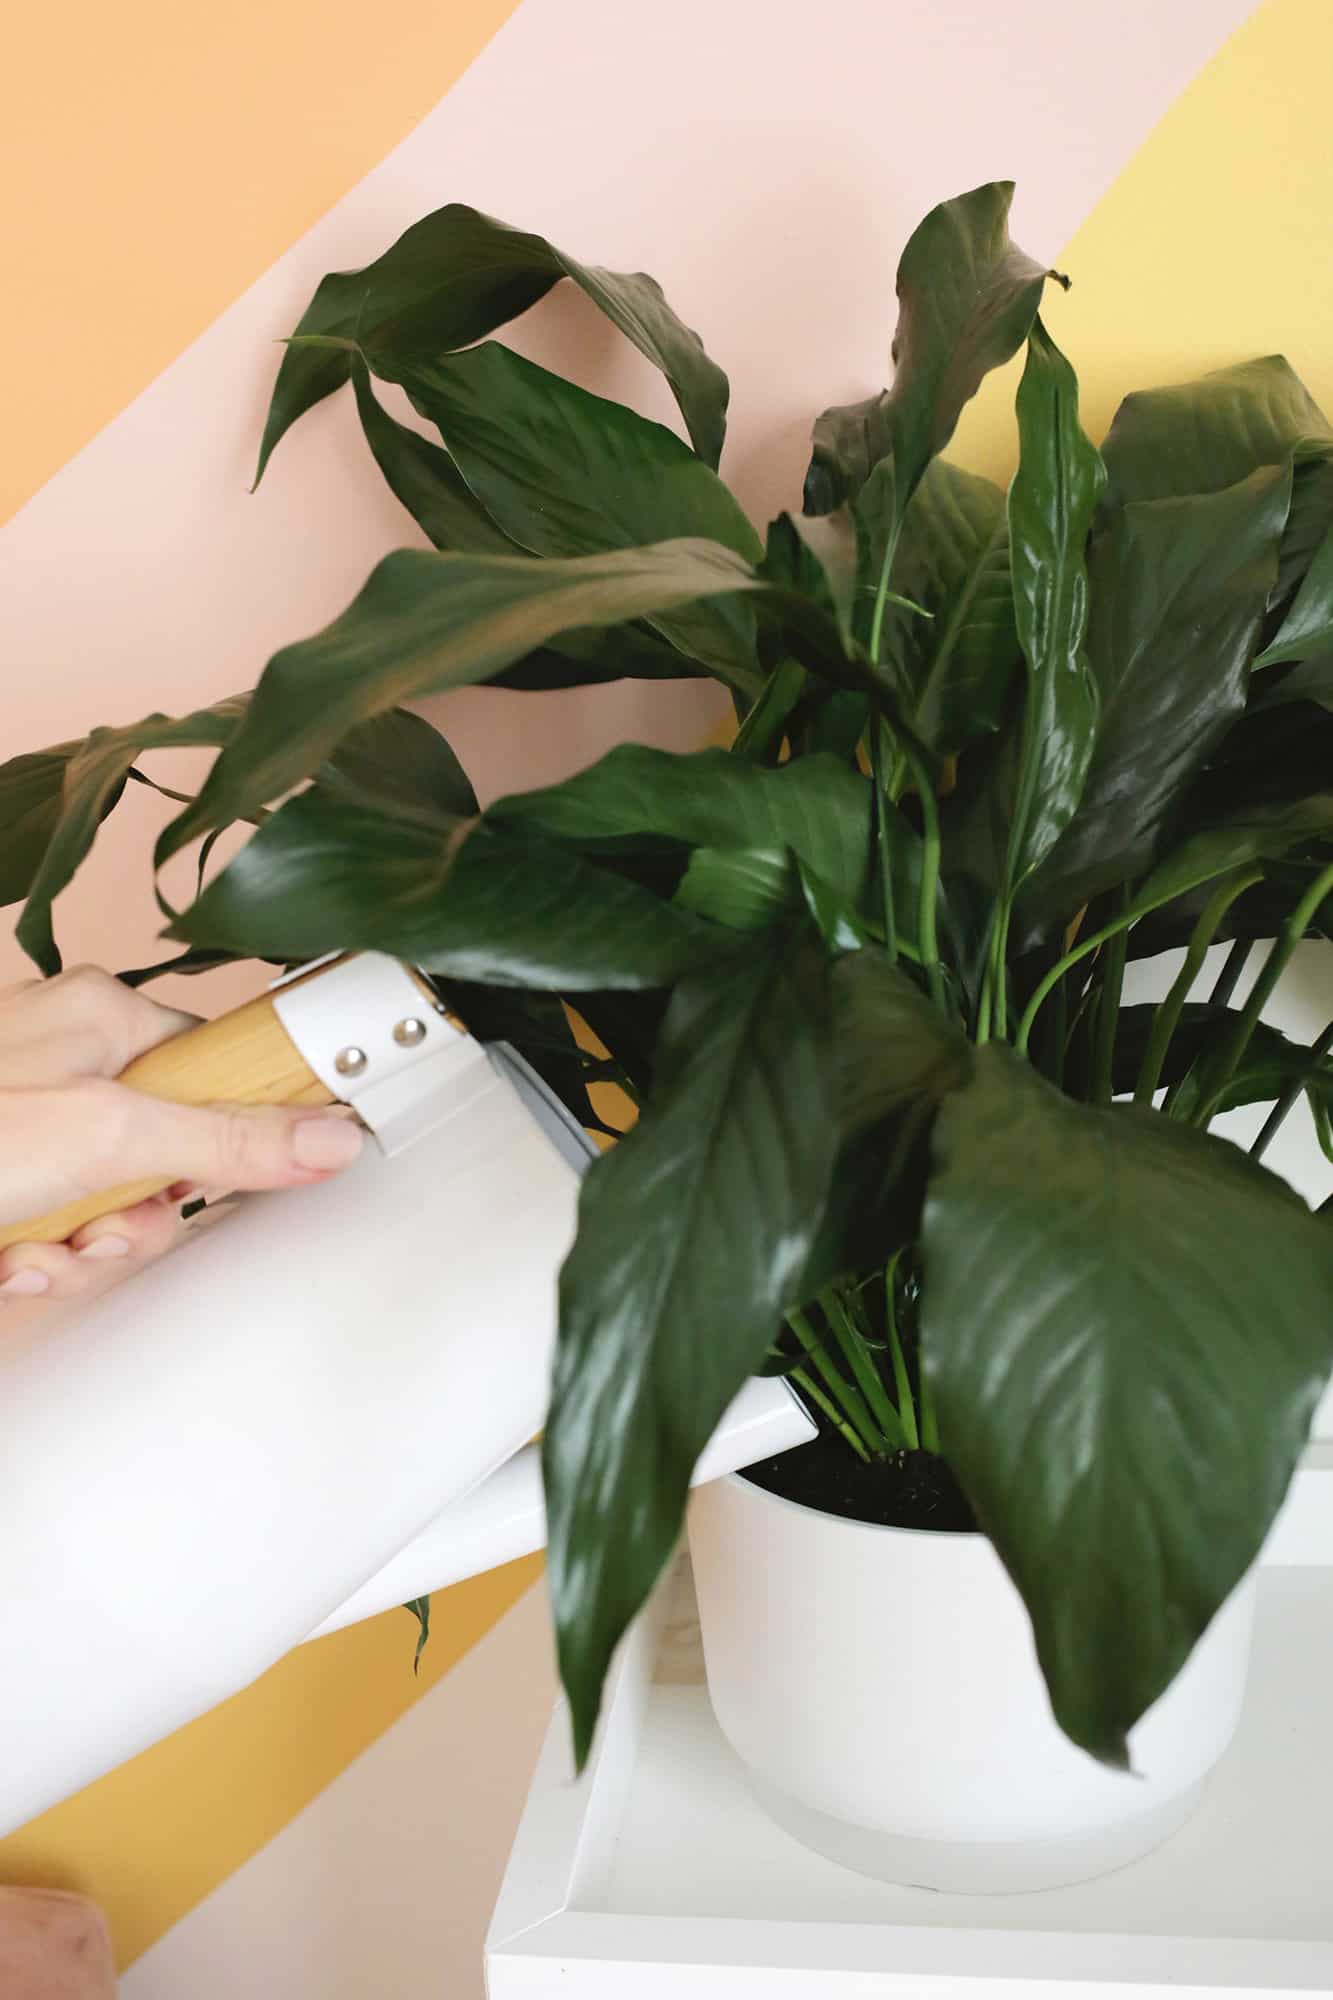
[0,953,812,1834]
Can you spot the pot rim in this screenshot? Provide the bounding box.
[723,1466,982,1542]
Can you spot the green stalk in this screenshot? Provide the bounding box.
[786,1307,885,1458]
[820,1288,910,1451]
[901,743,946,1013]
[1209,936,1254,1009]
[867,522,903,667]
[882,1260,920,1451]
[788,1367,872,1463]
[868,719,899,967]
[1190,860,1333,1126]
[1134,869,1264,1108]
[917,1362,941,1456]
[1251,1020,1333,1159]
[1090,909,1129,1105]
[1016,910,1133,1055]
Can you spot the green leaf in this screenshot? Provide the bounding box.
[1003,318,1104,891]
[404,1596,430,1672]
[804,182,1050,517]
[16,698,249,975]
[367,339,760,689]
[0,741,81,907]
[348,357,696,691]
[489,744,875,906]
[544,926,838,1761]
[883,459,1020,756]
[156,539,763,867]
[316,706,477,823]
[1101,355,1330,509]
[257,202,729,480]
[1129,793,1333,917]
[1024,465,1291,922]
[1254,517,1333,668]
[1076,1001,1329,1110]
[674,845,797,930]
[923,1043,1333,1766]
[172,791,725,992]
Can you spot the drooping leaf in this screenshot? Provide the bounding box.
[882,459,1021,756]
[257,202,729,480]
[1252,655,1333,712]
[1127,793,1333,918]
[1100,356,1330,511]
[315,705,478,822]
[361,339,760,688]
[348,357,696,690]
[1254,516,1333,668]
[0,741,82,907]
[156,539,764,867]
[1002,318,1104,892]
[172,791,727,992]
[544,926,838,1761]
[923,1042,1333,1766]
[404,1596,430,1672]
[1023,465,1291,923]
[804,182,1050,517]
[1072,1001,1331,1110]
[16,697,249,975]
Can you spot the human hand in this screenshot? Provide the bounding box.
[0,966,363,1301]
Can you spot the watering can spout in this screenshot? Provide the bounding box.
[0,954,812,1834]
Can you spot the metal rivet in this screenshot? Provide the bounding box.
[393,1016,427,1048]
[335,1045,368,1077]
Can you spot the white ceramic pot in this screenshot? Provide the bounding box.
[688,1471,1257,1893]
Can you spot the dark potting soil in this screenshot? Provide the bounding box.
[742,1429,978,1534]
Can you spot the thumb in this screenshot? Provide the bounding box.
[95,1088,365,1194]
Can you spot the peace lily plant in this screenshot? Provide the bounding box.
[6,182,1333,1785]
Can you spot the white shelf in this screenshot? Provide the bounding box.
[489,1534,1333,1997]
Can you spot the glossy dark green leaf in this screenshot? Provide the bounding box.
[365,339,760,689]
[673,845,797,930]
[1003,319,1104,891]
[1167,1014,1333,1124]
[544,926,838,1760]
[804,182,1050,516]
[490,744,874,900]
[1024,466,1291,922]
[1128,793,1333,917]
[923,1043,1333,1766]
[0,741,81,907]
[1252,655,1333,712]
[172,791,725,991]
[316,706,477,823]
[349,357,695,691]
[16,698,248,975]
[1254,517,1333,668]
[1077,1001,1328,1110]
[1100,356,1330,510]
[882,459,1020,755]
[157,539,763,867]
[257,202,729,480]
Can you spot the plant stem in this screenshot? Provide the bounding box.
[1016,909,1133,1055]
[786,1307,885,1458]
[1090,908,1129,1105]
[881,1260,920,1450]
[867,522,903,667]
[917,1361,941,1456]
[1209,936,1254,1009]
[868,719,899,966]
[1134,869,1264,1108]
[902,743,946,1012]
[1189,860,1333,1126]
[820,1287,910,1451]
[1251,1020,1333,1159]
[788,1367,872,1463]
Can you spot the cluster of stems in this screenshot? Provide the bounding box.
[784,1260,939,1465]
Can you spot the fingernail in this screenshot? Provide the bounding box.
[79,1235,132,1261]
[291,1115,364,1173]
[0,1269,50,1296]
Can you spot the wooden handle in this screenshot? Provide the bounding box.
[0,977,338,1252]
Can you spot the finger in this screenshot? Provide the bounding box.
[72,1085,365,1195]
[0,965,201,1086]
[0,1241,87,1303]
[70,1194,182,1265]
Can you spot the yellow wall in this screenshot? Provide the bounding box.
[0,1558,540,1972]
